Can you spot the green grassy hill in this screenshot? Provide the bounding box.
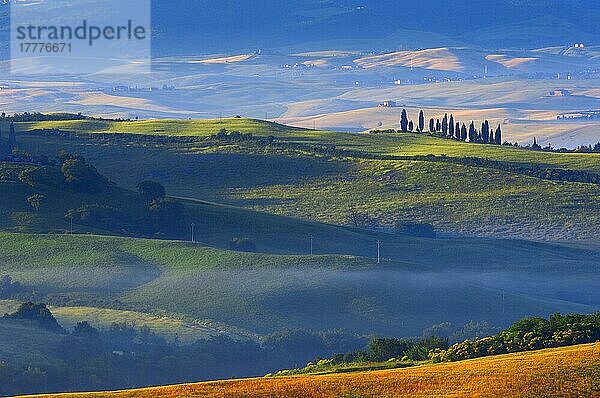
[12,118,600,241]
[0,116,598,396]
[0,116,597,337]
[0,232,597,338]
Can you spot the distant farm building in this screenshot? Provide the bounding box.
[549,89,570,97]
[378,100,397,108]
[557,110,600,120]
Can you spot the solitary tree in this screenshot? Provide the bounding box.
[27,194,45,212]
[418,110,425,132]
[400,109,409,132]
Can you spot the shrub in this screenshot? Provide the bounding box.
[137,180,166,204]
[4,302,65,334]
[65,204,124,230]
[228,238,257,253]
[395,222,436,238]
[18,166,64,188]
[61,158,108,193]
[148,199,186,233]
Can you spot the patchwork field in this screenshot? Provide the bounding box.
[28,343,600,398]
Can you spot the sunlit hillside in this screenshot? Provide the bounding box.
[29,343,600,398]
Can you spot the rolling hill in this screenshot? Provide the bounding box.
[12,118,600,241]
[0,116,598,394]
[2,230,598,338]
[25,343,600,398]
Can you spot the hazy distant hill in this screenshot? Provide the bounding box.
[150,0,600,54]
[3,1,599,55]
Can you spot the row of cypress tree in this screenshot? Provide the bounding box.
[400,109,502,145]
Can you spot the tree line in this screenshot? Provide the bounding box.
[429,312,600,362]
[0,302,365,396]
[274,312,599,377]
[395,109,503,145]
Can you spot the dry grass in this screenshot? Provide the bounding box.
[29,343,599,398]
[355,48,464,72]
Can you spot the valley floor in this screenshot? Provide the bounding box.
[27,343,600,398]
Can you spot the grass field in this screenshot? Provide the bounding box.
[27,343,600,398]
[0,300,219,344]
[0,117,598,338]
[12,118,600,240]
[0,232,597,338]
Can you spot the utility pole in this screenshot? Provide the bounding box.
[191,223,195,243]
[377,240,381,264]
[309,235,314,255]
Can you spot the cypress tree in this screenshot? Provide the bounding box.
[481,121,488,143]
[494,124,502,145]
[461,123,467,141]
[429,118,435,133]
[408,120,414,132]
[7,121,16,153]
[418,110,425,132]
[442,114,448,136]
[400,109,409,132]
[468,121,476,142]
[436,119,441,132]
[449,114,455,138]
[455,122,461,140]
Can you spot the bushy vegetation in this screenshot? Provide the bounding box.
[47,344,598,398]
[278,313,599,377]
[0,303,364,396]
[3,302,65,334]
[429,313,600,362]
[0,275,29,299]
[1,112,88,123]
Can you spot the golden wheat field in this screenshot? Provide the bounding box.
[26,343,600,398]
